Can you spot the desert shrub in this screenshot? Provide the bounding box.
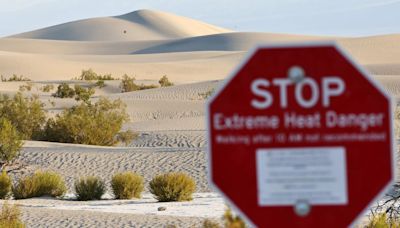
[1,74,30,82]
[149,172,196,202]
[202,219,221,228]
[12,171,66,199]
[0,93,46,139]
[120,74,139,92]
[53,83,75,98]
[43,97,129,146]
[366,212,400,227]
[224,208,246,228]
[75,176,105,201]
[199,88,215,100]
[116,130,138,146]
[0,171,12,199]
[138,84,158,90]
[159,75,173,87]
[78,69,115,81]
[41,84,54,92]
[111,172,144,199]
[95,80,106,88]
[0,202,25,228]
[74,85,95,102]
[18,82,33,92]
[0,118,23,170]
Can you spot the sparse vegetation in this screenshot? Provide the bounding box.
[0,171,12,199]
[149,172,196,202]
[224,208,246,228]
[77,69,115,81]
[159,75,174,87]
[116,130,138,146]
[53,83,76,98]
[202,219,221,228]
[75,176,106,201]
[1,74,30,82]
[0,93,46,140]
[12,171,67,199]
[74,85,95,103]
[366,212,400,227]
[95,80,106,88]
[0,202,25,228]
[42,97,129,146]
[41,84,54,92]
[0,118,23,170]
[199,88,215,100]
[18,82,33,92]
[120,74,158,92]
[111,172,144,199]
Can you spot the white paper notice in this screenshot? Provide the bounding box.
[256,147,347,206]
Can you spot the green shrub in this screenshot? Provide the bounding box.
[120,74,139,92]
[149,172,196,202]
[366,213,400,227]
[0,118,23,170]
[0,202,25,228]
[0,93,46,140]
[224,208,246,228]
[18,82,33,92]
[12,171,66,199]
[75,176,105,201]
[0,171,12,199]
[74,85,95,103]
[202,219,221,228]
[1,74,30,82]
[111,172,144,199]
[159,75,174,87]
[95,80,106,88]
[43,97,129,146]
[78,69,115,81]
[41,84,54,92]
[53,83,75,98]
[116,130,138,146]
[138,84,158,90]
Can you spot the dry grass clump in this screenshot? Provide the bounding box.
[12,171,66,199]
[149,172,196,202]
[0,171,12,199]
[75,176,106,201]
[0,202,25,228]
[111,172,144,199]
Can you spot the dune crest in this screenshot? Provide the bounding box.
[9,9,231,41]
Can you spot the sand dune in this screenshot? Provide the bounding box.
[10,9,230,41]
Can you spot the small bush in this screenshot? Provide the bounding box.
[149,172,196,202]
[12,171,66,199]
[0,171,12,199]
[0,118,23,170]
[0,202,25,228]
[41,84,54,92]
[78,69,115,81]
[1,74,30,82]
[120,74,139,92]
[43,98,129,146]
[111,172,144,199]
[75,176,105,201]
[95,80,106,88]
[53,83,75,98]
[18,82,33,92]
[74,85,95,103]
[203,219,221,228]
[116,130,138,146]
[0,93,46,140]
[159,75,174,87]
[366,213,400,227]
[224,208,246,228]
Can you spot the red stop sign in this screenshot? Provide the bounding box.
[207,43,395,227]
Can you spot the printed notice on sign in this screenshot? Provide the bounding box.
[256,147,348,206]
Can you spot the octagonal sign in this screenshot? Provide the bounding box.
[207,43,395,227]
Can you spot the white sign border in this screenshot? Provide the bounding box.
[205,41,396,228]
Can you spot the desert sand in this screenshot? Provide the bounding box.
[1,9,400,228]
